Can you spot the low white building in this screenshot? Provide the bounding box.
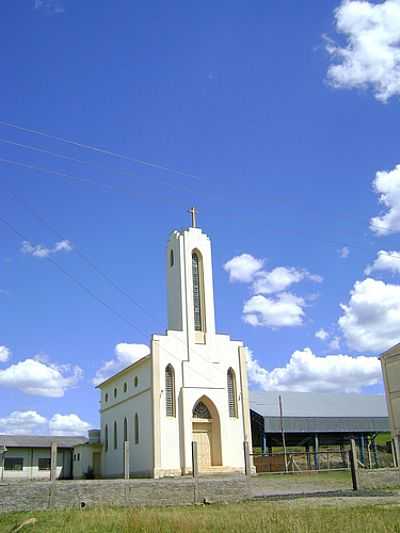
[97,218,253,478]
[0,435,87,481]
[381,343,400,463]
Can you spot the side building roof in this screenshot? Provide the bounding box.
[249,390,388,418]
[0,435,88,449]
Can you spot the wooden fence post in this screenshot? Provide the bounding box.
[124,441,130,480]
[349,438,359,491]
[50,442,58,482]
[192,441,199,504]
[243,440,251,476]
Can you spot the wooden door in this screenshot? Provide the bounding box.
[193,429,212,467]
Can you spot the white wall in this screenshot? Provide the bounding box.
[0,448,71,480]
[99,357,153,477]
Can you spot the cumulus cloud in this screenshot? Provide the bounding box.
[93,343,149,385]
[365,250,400,275]
[247,348,381,393]
[370,164,400,235]
[0,358,82,397]
[21,239,73,258]
[224,254,264,283]
[339,246,350,258]
[48,414,91,436]
[0,410,47,435]
[339,277,400,352]
[315,328,329,341]
[326,0,400,102]
[0,410,90,436]
[0,346,10,363]
[329,336,341,351]
[243,293,305,328]
[252,267,322,295]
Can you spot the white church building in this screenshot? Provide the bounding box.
[95,216,253,478]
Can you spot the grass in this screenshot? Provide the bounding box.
[1,500,400,533]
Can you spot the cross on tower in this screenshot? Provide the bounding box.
[188,207,198,228]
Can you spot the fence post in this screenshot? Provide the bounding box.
[124,441,130,480]
[192,441,199,504]
[391,440,398,468]
[50,442,57,482]
[349,438,359,491]
[243,440,251,476]
[313,434,319,470]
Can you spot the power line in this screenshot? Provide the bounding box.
[0,120,201,181]
[0,137,86,164]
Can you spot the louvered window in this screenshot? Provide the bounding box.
[105,424,108,452]
[165,364,176,417]
[192,252,203,331]
[227,368,238,418]
[134,413,139,444]
[193,401,211,419]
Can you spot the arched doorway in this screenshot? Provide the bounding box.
[192,396,222,468]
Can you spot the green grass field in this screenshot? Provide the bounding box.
[2,500,400,533]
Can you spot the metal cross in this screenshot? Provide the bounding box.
[188,207,198,228]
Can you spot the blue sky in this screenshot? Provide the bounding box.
[1,0,400,434]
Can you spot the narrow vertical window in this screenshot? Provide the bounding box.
[105,424,108,452]
[165,364,176,417]
[123,417,128,443]
[227,368,238,418]
[114,421,118,449]
[192,251,204,331]
[134,413,139,444]
[170,249,174,267]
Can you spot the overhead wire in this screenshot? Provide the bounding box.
[0,119,201,181]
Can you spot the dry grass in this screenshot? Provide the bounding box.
[1,499,400,533]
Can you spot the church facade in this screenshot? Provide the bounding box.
[97,221,252,478]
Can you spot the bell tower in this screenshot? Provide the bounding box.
[166,209,216,344]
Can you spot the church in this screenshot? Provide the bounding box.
[95,213,253,478]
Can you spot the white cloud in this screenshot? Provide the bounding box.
[93,343,149,385]
[0,410,91,436]
[370,164,400,235]
[0,410,47,435]
[329,336,341,351]
[21,239,73,258]
[339,277,400,352]
[339,246,350,258]
[365,250,400,275]
[247,348,381,393]
[224,254,264,283]
[0,346,10,363]
[34,0,64,14]
[326,0,400,102]
[252,267,322,295]
[0,358,82,397]
[243,293,305,328]
[49,414,90,436]
[315,328,329,341]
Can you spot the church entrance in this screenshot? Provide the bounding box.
[192,397,222,469]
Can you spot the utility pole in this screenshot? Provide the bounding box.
[279,395,288,472]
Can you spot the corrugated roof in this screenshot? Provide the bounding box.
[249,391,388,418]
[0,435,88,448]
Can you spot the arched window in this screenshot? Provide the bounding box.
[123,417,128,443]
[193,400,211,419]
[104,424,108,452]
[192,251,205,332]
[227,368,238,418]
[114,387,117,399]
[165,364,176,417]
[114,421,118,449]
[123,382,127,393]
[170,249,174,267]
[134,413,139,444]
